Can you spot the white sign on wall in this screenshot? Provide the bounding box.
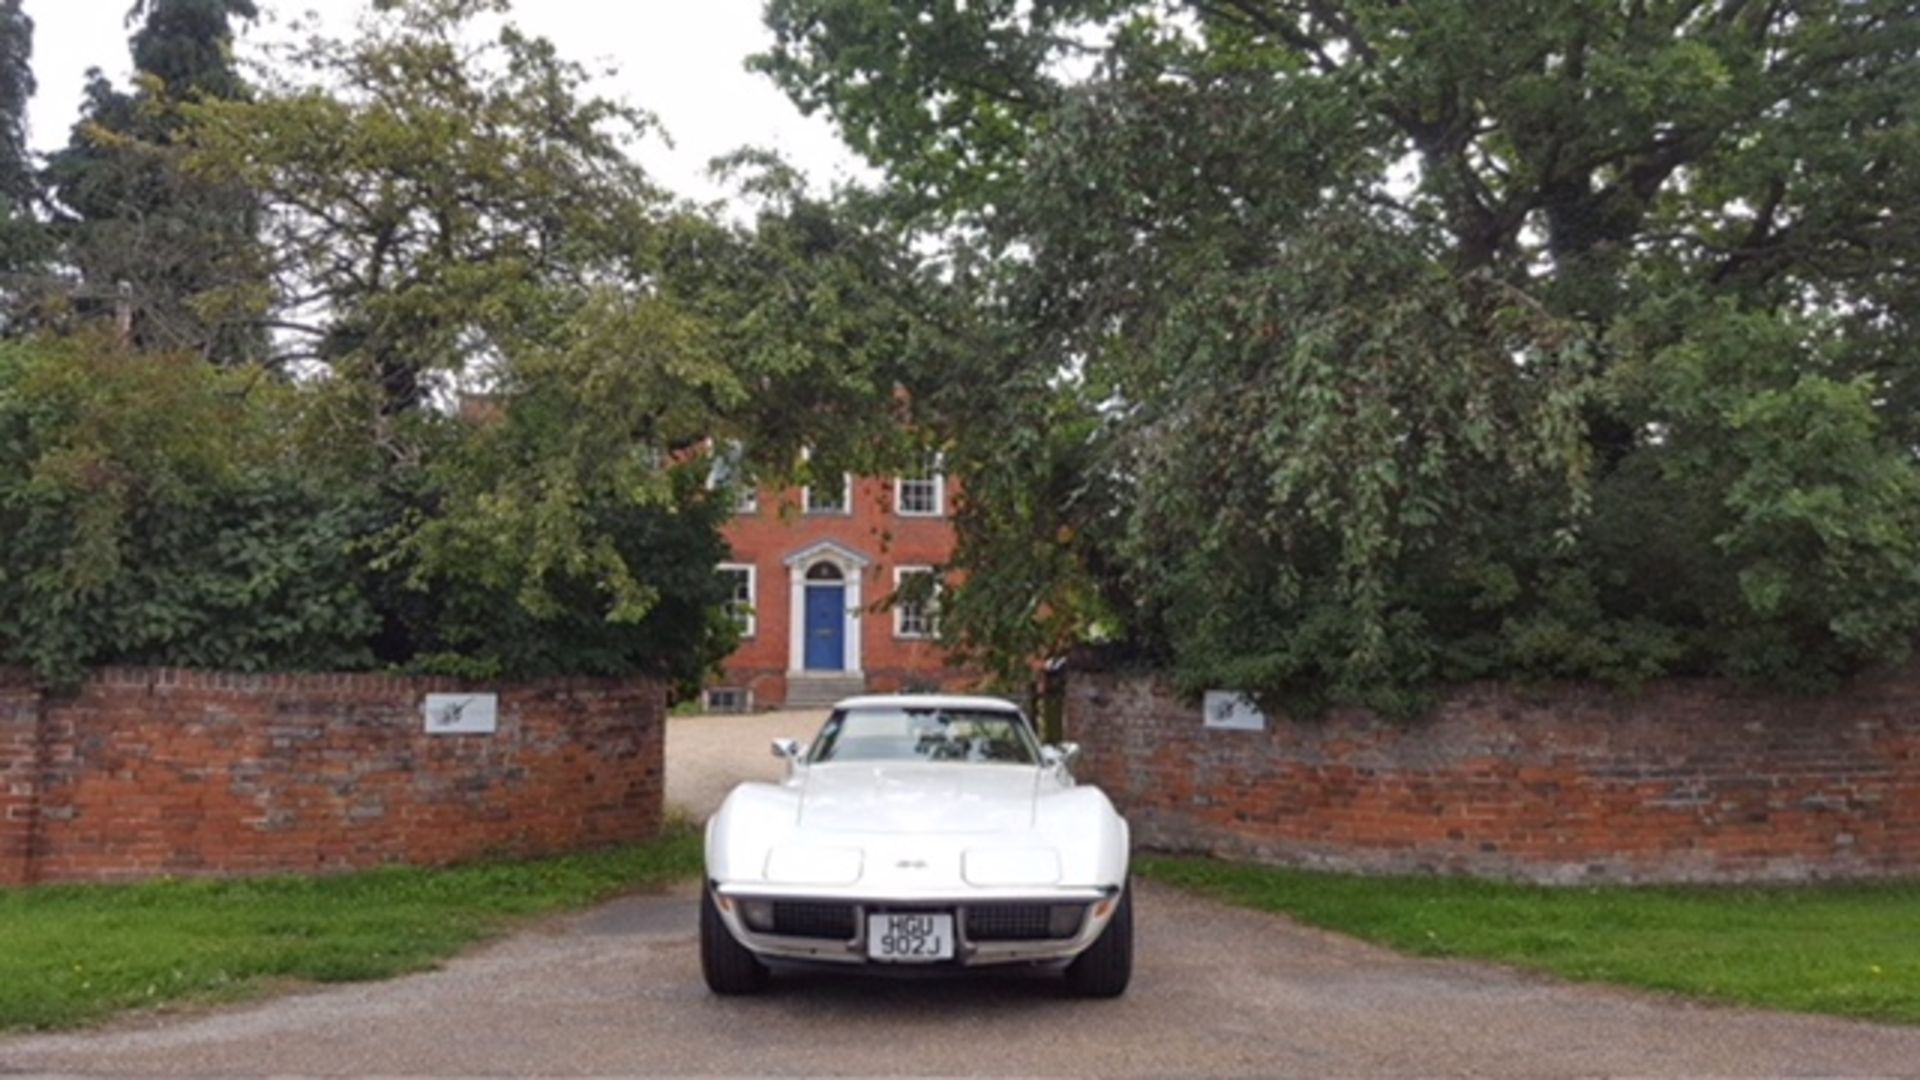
[424,693,498,735]
[1202,691,1268,732]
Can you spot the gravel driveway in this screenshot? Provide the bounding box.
[6,881,1920,1077]
[6,710,1920,1077]
[665,708,827,821]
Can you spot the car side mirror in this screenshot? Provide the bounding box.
[1043,742,1082,771]
[770,738,803,761]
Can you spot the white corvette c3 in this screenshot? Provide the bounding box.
[701,694,1133,997]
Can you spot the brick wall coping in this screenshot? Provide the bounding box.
[1,666,650,694]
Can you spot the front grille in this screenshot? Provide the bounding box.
[966,903,1080,941]
[770,901,857,940]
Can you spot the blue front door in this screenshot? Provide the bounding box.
[804,586,846,670]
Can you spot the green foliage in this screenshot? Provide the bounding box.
[0,0,43,284]
[0,0,27,193]
[128,0,259,102]
[0,337,377,683]
[396,329,742,685]
[0,330,742,688]
[661,152,953,479]
[0,826,701,1031]
[183,0,669,410]
[1119,217,1598,711]
[1141,855,1920,1024]
[933,365,1131,685]
[762,0,1920,707]
[0,0,943,689]
[1595,296,1920,684]
[41,0,264,361]
[754,0,1128,218]
[164,0,919,688]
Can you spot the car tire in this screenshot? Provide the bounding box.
[1064,878,1133,998]
[700,887,770,995]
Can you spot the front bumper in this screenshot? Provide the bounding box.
[710,882,1122,967]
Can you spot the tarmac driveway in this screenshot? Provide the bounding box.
[6,711,1920,1077]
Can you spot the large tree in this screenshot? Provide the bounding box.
[759,0,1920,708]
[657,151,973,485]
[0,0,942,688]
[0,0,41,289]
[43,0,263,361]
[127,0,257,101]
[173,0,930,683]
[183,0,684,412]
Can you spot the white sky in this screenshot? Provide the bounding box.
[22,0,868,206]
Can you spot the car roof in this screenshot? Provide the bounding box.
[831,693,1024,713]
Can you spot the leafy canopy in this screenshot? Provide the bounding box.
[0,0,947,688]
[40,0,264,360]
[171,0,755,684]
[183,0,674,408]
[760,0,1920,709]
[0,336,379,683]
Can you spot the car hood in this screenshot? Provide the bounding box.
[798,763,1040,834]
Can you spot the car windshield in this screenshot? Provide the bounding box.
[808,707,1038,766]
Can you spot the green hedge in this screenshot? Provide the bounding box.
[0,336,734,687]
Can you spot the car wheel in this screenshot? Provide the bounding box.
[1064,878,1133,998]
[700,887,770,995]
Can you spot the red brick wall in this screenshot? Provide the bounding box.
[0,676,41,886]
[0,668,665,886]
[719,477,977,705]
[1067,670,1920,883]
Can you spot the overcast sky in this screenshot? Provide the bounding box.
[23,0,868,206]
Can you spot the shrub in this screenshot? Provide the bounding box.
[0,336,740,688]
[0,336,377,682]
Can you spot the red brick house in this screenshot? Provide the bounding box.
[707,462,975,709]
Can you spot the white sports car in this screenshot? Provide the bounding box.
[701,694,1133,997]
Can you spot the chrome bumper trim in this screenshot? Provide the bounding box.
[714,883,1116,903]
[711,888,1117,967]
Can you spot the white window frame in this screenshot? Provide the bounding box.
[894,468,945,518]
[707,442,758,514]
[893,566,940,640]
[803,473,854,516]
[719,562,757,638]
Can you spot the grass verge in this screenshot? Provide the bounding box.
[0,826,702,1032]
[1137,854,1920,1024]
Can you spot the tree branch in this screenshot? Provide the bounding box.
[1194,0,1345,74]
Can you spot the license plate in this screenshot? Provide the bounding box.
[866,912,954,962]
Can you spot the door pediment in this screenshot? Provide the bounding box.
[782,539,873,571]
